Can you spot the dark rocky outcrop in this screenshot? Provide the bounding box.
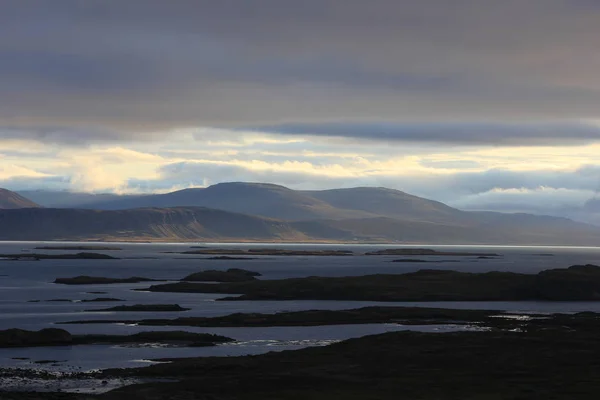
[72,331,233,346]
[11,311,600,399]
[0,252,117,261]
[34,246,122,251]
[205,256,258,260]
[0,328,232,349]
[82,312,600,399]
[87,304,189,312]
[366,248,500,256]
[62,306,498,327]
[143,264,600,302]
[182,248,354,256]
[0,328,72,348]
[182,269,261,282]
[81,298,125,303]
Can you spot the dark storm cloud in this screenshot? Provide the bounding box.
[249,122,600,146]
[2,1,600,142]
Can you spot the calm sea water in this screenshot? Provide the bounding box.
[2,241,600,372]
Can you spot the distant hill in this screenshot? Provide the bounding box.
[31,183,375,220]
[0,207,313,242]
[10,182,600,245]
[303,187,468,224]
[17,183,469,222]
[1,206,600,245]
[0,188,41,209]
[17,190,141,209]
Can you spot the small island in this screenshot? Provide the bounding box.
[54,276,159,285]
[182,268,261,282]
[61,306,500,327]
[86,304,190,312]
[34,246,123,251]
[365,248,500,256]
[0,252,118,261]
[81,298,125,302]
[180,248,354,256]
[141,264,600,302]
[0,328,233,348]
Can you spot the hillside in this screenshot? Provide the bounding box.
[0,188,40,209]
[45,182,374,220]
[16,183,469,222]
[17,190,141,208]
[0,207,314,241]
[1,206,600,245]
[303,187,469,223]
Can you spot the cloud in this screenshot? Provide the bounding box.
[1,0,600,139]
[449,187,594,213]
[249,122,600,146]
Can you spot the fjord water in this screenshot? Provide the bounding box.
[2,241,600,372]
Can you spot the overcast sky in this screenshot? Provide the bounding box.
[2,0,600,215]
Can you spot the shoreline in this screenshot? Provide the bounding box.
[2,239,600,249]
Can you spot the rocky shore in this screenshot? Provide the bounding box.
[0,328,233,348]
[5,310,600,399]
[181,268,261,282]
[140,264,600,301]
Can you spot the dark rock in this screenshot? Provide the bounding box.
[143,264,600,302]
[87,304,189,312]
[81,298,124,303]
[366,248,500,256]
[72,331,233,346]
[205,256,258,260]
[0,252,118,260]
[181,248,354,256]
[34,246,122,251]
[0,328,72,348]
[182,268,261,282]
[34,360,67,364]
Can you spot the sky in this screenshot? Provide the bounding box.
[3,0,600,216]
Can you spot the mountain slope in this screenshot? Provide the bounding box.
[28,182,466,222]
[0,207,313,241]
[303,187,468,223]
[1,206,600,245]
[17,190,139,208]
[0,188,41,209]
[68,182,374,220]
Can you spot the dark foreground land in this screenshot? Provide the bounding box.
[144,264,600,301]
[5,311,600,399]
[10,264,600,399]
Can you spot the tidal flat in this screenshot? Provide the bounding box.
[4,242,600,398]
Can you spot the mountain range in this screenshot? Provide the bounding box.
[0,188,40,209]
[19,183,469,222]
[4,182,600,245]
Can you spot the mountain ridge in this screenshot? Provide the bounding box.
[1,205,600,245]
[6,182,600,245]
[0,188,41,209]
